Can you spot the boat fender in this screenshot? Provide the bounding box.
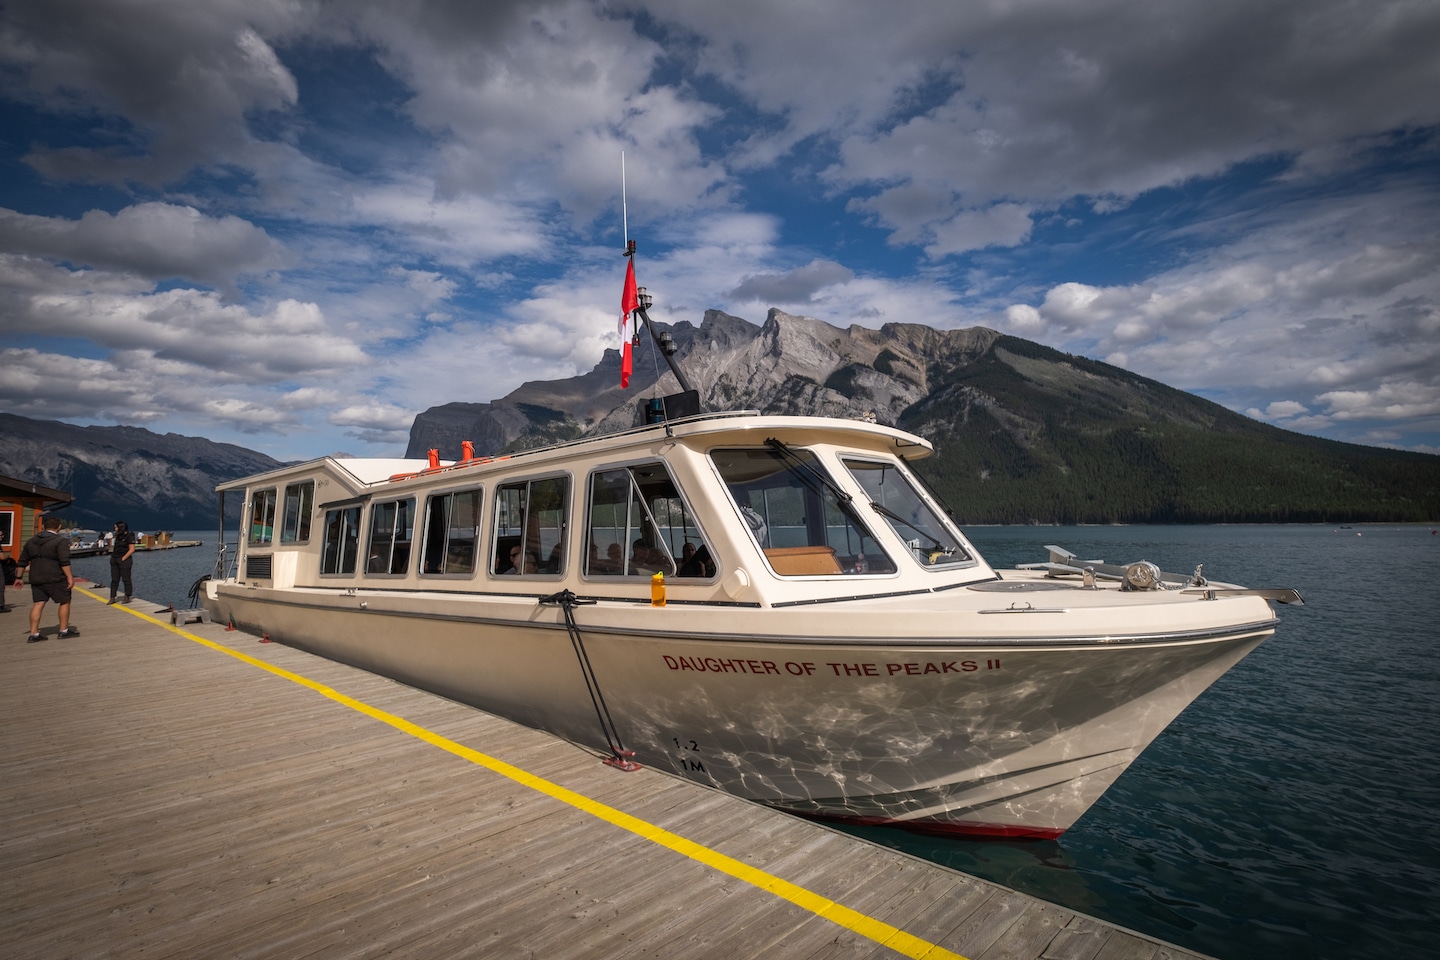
[723,567,750,600]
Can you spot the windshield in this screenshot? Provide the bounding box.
[712,447,896,576]
[842,458,973,569]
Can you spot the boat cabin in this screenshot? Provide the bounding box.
[214,413,995,606]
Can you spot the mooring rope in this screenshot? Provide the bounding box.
[539,589,640,771]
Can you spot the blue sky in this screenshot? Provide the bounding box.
[1,0,1437,461]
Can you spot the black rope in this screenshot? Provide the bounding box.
[186,574,211,608]
[539,590,639,770]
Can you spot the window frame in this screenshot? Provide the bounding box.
[248,487,278,546]
[840,456,977,571]
[709,445,896,578]
[582,459,717,581]
[489,473,570,579]
[319,505,362,576]
[364,497,417,578]
[280,480,315,544]
[419,485,484,579]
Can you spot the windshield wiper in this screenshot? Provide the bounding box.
[764,438,853,503]
[868,500,955,560]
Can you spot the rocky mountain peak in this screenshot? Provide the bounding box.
[2,309,1434,526]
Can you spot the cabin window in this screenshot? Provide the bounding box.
[585,462,713,578]
[842,459,974,569]
[320,506,361,575]
[492,476,568,576]
[711,447,895,576]
[280,481,314,543]
[248,488,278,545]
[421,487,482,576]
[366,498,416,576]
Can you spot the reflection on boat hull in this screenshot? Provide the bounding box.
[207,583,1269,838]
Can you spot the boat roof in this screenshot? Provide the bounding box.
[337,459,448,484]
[214,411,933,492]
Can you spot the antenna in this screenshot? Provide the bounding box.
[616,152,700,416]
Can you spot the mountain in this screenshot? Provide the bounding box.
[4,311,1434,528]
[408,309,1440,524]
[0,413,284,530]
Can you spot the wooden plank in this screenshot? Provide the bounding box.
[1040,915,1118,960]
[979,900,1075,960]
[1091,931,1161,960]
[0,594,1219,960]
[798,868,976,960]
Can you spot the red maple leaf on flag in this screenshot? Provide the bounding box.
[619,257,638,388]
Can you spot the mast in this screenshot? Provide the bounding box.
[628,270,697,396]
[620,154,698,401]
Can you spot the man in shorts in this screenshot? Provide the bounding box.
[17,515,78,643]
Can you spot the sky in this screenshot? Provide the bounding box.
[1,0,1437,462]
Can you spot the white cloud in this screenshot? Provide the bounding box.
[329,402,416,431]
[346,180,550,265]
[728,260,856,305]
[1258,400,1310,419]
[343,0,727,222]
[0,0,1437,456]
[0,203,287,292]
[3,0,305,185]
[391,266,458,304]
[998,181,1440,445]
[1318,383,1440,421]
[1004,303,1046,335]
[1,263,367,384]
[925,204,1034,258]
[807,1,1440,250]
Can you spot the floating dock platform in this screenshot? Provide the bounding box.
[2,587,1214,959]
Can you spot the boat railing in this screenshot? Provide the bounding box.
[213,541,237,581]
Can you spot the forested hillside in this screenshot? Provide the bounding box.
[907,337,1439,524]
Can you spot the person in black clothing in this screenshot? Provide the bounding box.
[17,515,78,642]
[109,520,136,604]
[1,544,18,612]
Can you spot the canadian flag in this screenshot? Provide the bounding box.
[618,257,638,388]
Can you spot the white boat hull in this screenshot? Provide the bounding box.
[206,581,1272,838]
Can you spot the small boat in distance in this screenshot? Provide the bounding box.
[201,406,1301,838]
[69,531,203,557]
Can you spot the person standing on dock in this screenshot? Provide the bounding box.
[1,544,18,612]
[17,515,77,642]
[108,521,135,605]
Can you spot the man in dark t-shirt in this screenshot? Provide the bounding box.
[17,516,78,643]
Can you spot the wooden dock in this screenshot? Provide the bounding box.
[1,587,1213,960]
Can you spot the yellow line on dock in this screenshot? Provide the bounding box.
[84,588,968,960]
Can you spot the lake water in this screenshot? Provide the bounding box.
[847,524,1440,960]
[68,531,223,612]
[68,524,1440,960]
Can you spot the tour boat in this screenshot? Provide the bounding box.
[201,409,1301,838]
